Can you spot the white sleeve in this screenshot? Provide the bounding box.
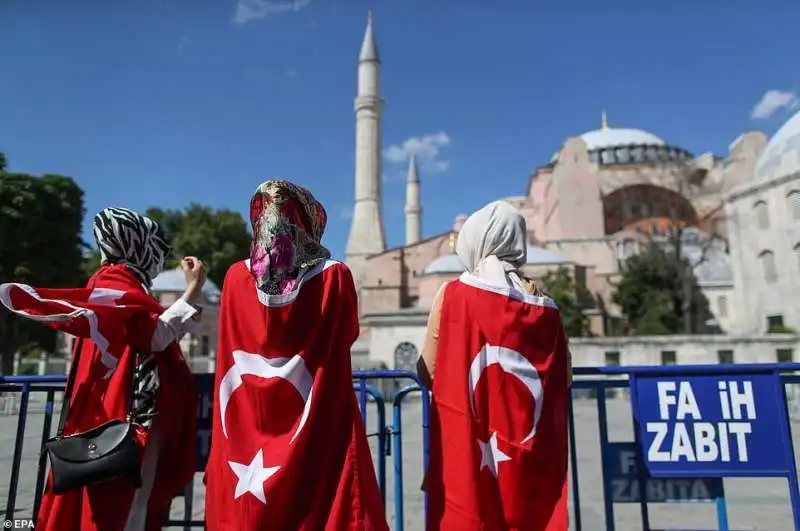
[150,298,201,352]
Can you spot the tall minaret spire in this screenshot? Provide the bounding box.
[404,155,421,245]
[346,10,386,287]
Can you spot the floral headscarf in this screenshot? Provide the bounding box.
[249,180,330,295]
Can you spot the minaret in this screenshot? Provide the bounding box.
[345,11,386,288]
[404,155,421,245]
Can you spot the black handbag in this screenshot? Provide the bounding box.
[43,337,143,494]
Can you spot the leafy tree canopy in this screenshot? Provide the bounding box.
[613,246,716,335]
[539,267,594,337]
[0,163,86,374]
[145,204,250,288]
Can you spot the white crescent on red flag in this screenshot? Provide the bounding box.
[204,259,388,530]
[426,273,570,531]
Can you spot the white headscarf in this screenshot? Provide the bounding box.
[456,200,528,291]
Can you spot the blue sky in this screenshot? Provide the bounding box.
[2,0,799,260]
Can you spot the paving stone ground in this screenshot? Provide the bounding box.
[0,392,798,530]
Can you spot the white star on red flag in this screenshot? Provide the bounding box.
[228,449,280,504]
[478,432,511,477]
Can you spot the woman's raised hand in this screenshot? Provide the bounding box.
[181,256,206,303]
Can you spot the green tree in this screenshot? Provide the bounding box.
[540,267,594,337]
[613,245,715,335]
[0,166,86,374]
[145,204,250,287]
[80,246,102,283]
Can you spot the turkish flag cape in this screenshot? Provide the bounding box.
[426,274,570,531]
[204,260,387,531]
[0,265,196,531]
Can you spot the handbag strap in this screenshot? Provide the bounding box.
[56,337,83,437]
[56,275,141,437]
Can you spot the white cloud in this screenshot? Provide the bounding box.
[232,0,310,25]
[338,205,353,219]
[750,90,799,119]
[383,132,452,174]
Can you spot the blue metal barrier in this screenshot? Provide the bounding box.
[3,364,800,530]
[352,369,431,531]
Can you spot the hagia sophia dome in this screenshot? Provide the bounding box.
[755,109,800,183]
[550,112,693,166]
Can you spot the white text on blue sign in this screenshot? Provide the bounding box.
[647,380,755,463]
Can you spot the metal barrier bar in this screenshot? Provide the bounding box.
[352,382,388,508]
[32,390,56,519]
[352,369,431,531]
[4,383,30,522]
[567,389,582,531]
[595,381,614,530]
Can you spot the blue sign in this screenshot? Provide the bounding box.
[195,373,214,471]
[630,372,793,477]
[605,442,723,503]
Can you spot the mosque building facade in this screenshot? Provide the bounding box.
[345,13,800,371]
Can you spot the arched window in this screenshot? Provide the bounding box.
[787,191,800,221]
[754,200,770,229]
[394,342,419,371]
[759,250,777,283]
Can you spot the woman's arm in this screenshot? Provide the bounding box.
[131,257,207,353]
[149,298,202,351]
[417,283,446,389]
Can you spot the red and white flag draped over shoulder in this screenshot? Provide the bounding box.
[204,259,387,531]
[0,264,196,531]
[426,273,570,531]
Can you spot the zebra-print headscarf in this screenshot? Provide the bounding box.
[93,207,171,287]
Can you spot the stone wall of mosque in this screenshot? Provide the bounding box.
[360,234,452,315]
[363,310,798,371]
[726,171,800,335]
[569,334,797,367]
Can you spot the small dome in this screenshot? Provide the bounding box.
[693,254,732,285]
[755,110,800,183]
[422,253,464,275]
[151,269,222,304]
[526,245,567,265]
[421,245,567,275]
[676,228,732,286]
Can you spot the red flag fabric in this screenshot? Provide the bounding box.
[204,259,387,531]
[0,264,196,531]
[425,273,570,531]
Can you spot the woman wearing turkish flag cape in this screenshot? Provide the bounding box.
[204,180,387,530]
[0,207,199,531]
[418,200,572,531]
